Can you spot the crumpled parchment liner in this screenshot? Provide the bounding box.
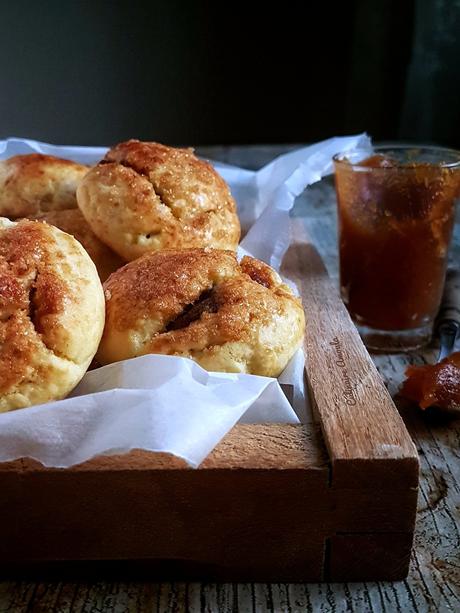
[0,133,371,467]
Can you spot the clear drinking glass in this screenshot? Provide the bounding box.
[333,145,460,352]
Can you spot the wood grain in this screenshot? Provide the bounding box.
[0,424,328,472]
[0,145,458,611]
[0,424,330,582]
[0,219,418,583]
[328,533,416,582]
[282,222,419,489]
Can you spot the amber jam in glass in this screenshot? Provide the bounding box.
[334,146,460,351]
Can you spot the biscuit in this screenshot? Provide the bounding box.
[77,140,240,260]
[0,218,105,411]
[97,249,305,377]
[0,153,88,218]
[33,209,124,282]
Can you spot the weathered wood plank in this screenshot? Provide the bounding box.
[0,227,417,583]
[0,144,459,612]
[282,225,419,489]
[0,423,328,473]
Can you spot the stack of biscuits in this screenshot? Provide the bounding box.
[0,140,305,411]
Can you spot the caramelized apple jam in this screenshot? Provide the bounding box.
[334,154,458,331]
[400,352,460,410]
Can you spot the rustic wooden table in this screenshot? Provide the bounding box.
[1,145,459,612]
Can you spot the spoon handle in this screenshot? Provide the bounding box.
[437,269,460,324]
[438,320,460,361]
[436,269,460,361]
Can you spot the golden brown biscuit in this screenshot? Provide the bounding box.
[0,153,88,219]
[32,209,124,282]
[0,218,105,412]
[97,249,305,377]
[77,140,240,260]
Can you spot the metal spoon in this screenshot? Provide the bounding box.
[436,269,460,362]
[437,320,459,361]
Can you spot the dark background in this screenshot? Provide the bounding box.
[0,0,458,148]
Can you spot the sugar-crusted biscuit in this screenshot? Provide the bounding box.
[97,249,305,377]
[0,153,88,218]
[0,218,105,411]
[77,140,240,260]
[33,209,124,282]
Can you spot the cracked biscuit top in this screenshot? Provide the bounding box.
[0,153,89,218]
[97,249,305,377]
[0,217,105,411]
[76,140,241,261]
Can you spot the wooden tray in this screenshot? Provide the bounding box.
[0,222,419,582]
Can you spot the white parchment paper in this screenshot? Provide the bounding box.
[0,133,371,467]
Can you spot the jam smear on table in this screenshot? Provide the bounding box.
[400,352,460,410]
[335,155,458,330]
